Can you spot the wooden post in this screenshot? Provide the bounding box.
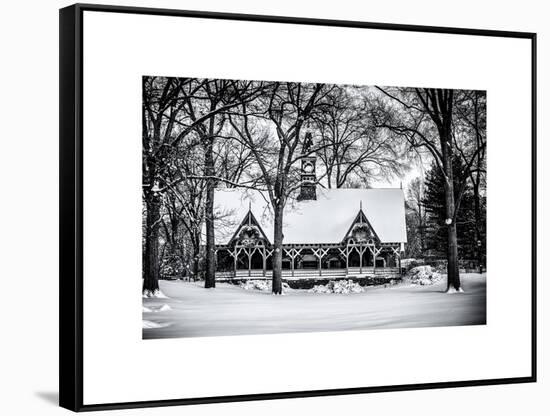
[359,245,363,274]
[372,246,382,275]
[233,247,237,278]
[339,247,347,277]
[262,246,266,277]
[214,249,218,280]
[391,245,402,275]
[290,248,302,278]
[319,250,322,277]
[313,247,327,277]
[373,245,376,275]
[290,249,295,277]
[248,248,251,277]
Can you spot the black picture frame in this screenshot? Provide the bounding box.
[59,3,537,412]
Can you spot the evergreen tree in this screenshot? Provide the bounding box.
[423,156,479,261]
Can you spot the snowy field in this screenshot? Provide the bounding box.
[143,273,486,339]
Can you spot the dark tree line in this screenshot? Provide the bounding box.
[405,176,427,257]
[422,156,486,263]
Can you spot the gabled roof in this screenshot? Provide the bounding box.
[228,209,271,245]
[342,208,380,243]
[211,188,407,245]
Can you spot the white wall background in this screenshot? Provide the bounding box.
[0,0,546,414]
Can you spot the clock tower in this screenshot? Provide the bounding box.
[297,131,317,201]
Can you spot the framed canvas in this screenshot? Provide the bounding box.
[59,3,537,412]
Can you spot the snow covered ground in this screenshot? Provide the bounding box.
[142,273,486,339]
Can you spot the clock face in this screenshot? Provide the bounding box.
[303,162,314,173]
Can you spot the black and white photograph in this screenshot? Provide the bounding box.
[0,0,543,413]
[141,77,487,339]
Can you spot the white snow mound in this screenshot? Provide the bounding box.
[308,280,365,294]
[407,266,442,286]
[142,289,169,299]
[239,280,291,292]
[142,320,171,329]
[143,304,172,313]
[445,286,465,294]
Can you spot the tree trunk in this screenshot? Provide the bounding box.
[143,192,161,294]
[190,233,200,281]
[169,215,180,278]
[446,211,461,291]
[204,136,216,288]
[191,255,199,281]
[272,206,284,294]
[473,181,483,273]
[442,133,461,292]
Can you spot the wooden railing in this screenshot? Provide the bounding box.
[216,267,400,280]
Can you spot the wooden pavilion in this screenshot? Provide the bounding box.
[207,146,406,280]
[211,182,407,281]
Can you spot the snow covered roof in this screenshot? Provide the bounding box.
[211,188,407,245]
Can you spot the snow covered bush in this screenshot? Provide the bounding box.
[308,279,365,294]
[239,280,291,292]
[407,265,442,285]
[308,284,332,294]
[142,289,169,298]
[240,280,270,291]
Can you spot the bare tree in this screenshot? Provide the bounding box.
[143,77,265,292]
[142,76,189,295]
[373,87,486,292]
[215,136,256,186]
[313,86,406,188]
[142,76,253,293]
[161,141,207,280]
[229,81,332,294]
[177,79,266,288]
[178,79,229,288]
